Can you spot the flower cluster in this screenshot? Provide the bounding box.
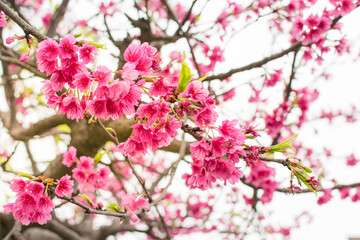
[120,42,161,81]
[0,13,7,27]
[121,194,149,222]
[4,174,73,226]
[246,161,279,204]
[264,69,282,87]
[265,100,292,138]
[4,179,54,225]
[183,120,247,190]
[62,146,110,192]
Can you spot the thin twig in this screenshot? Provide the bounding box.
[0,142,19,171]
[206,42,302,81]
[277,181,360,193]
[24,140,40,176]
[58,195,127,219]
[259,156,290,167]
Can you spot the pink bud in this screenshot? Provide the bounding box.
[6,37,14,44]
[20,50,30,62]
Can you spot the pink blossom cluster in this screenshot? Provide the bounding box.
[4,174,73,226]
[155,192,216,235]
[121,194,149,222]
[37,37,159,122]
[290,9,353,62]
[41,13,52,29]
[37,35,97,121]
[317,189,332,205]
[174,3,196,22]
[99,1,118,16]
[4,179,55,225]
[295,87,319,126]
[197,45,225,75]
[317,185,360,205]
[120,42,161,81]
[337,187,360,202]
[113,44,183,156]
[265,100,292,138]
[329,0,357,16]
[186,196,212,219]
[139,0,168,18]
[291,14,332,45]
[346,153,359,166]
[116,73,215,157]
[0,13,7,27]
[222,88,236,101]
[246,161,279,204]
[177,81,217,127]
[183,120,248,190]
[116,116,182,157]
[216,1,243,30]
[62,146,110,192]
[286,0,309,15]
[264,69,282,87]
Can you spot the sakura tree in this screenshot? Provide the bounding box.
[0,0,359,239]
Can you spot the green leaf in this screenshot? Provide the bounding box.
[74,33,84,38]
[231,211,242,217]
[17,172,34,179]
[79,194,94,207]
[194,14,201,23]
[36,94,46,105]
[176,53,193,94]
[106,203,121,212]
[57,124,71,133]
[54,135,61,145]
[87,41,107,49]
[269,134,298,154]
[246,135,255,139]
[264,152,274,159]
[303,166,312,173]
[292,168,317,195]
[94,150,108,163]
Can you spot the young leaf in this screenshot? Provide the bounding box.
[292,168,317,195]
[176,53,193,94]
[57,124,71,133]
[94,150,108,163]
[79,194,94,207]
[269,134,298,154]
[106,203,121,212]
[87,41,107,49]
[18,172,34,179]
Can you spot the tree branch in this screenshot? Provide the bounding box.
[57,195,127,219]
[206,42,302,81]
[277,182,360,193]
[0,55,46,78]
[46,0,70,38]
[259,156,290,167]
[8,114,71,141]
[0,0,48,41]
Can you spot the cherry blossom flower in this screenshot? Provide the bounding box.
[41,13,52,29]
[62,146,78,167]
[55,175,74,197]
[0,13,7,27]
[79,42,97,64]
[317,189,332,205]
